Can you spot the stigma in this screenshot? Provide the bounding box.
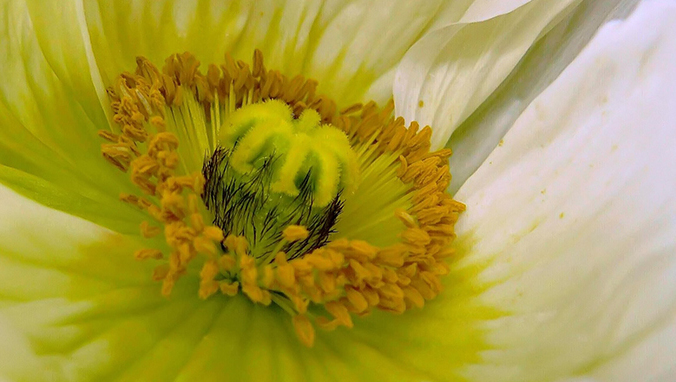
[100,50,465,347]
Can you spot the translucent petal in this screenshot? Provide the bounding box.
[454,2,676,380]
[393,0,579,149]
[447,0,640,192]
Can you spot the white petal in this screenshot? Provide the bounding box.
[447,0,640,192]
[454,1,676,381]
[421,0,545,33]
[393,0,579,149]
[460,0,532,22]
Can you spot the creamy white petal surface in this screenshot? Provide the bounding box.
[447,0,640,192]
[454,1,676,381]
[393,0,580,149]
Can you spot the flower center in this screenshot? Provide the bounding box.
[202,100,357,261]
[100,50,465,347]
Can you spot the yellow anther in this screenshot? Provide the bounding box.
[219,281,240,296]
[217,254,237,272]
[224,235,249,257]
[292,315,315,347]
[362,287,380,306]
[401,228,431,246]
[200,260,219,280]
[291,258,313,274]
[343,240,378,261]
[307,253,336,271]
[193,237,217,257]
[376,245,407,267]
[382,268,398,283]
[276,260,296,290]
[140,221,161,238]
[261,265,275,288]
[325,300,353,328]
[203,226,224,241]
[395,209,418,228]
[345,287,369,313]
[134,248,163,260]
[102,144,134,172]
[161,274,177,297]
[379,283,405,300]
[282,225,309,242]
[98,130,119,142]
[190,213,205,232]
[152,265,169,281]
[198,280,219,299]
[150,116,166,131]
[403,286,425,308]
[317,272,338,295]
[240,254,267,304]
[315,316,340,331]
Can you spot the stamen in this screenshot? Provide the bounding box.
[100,49,464,348]
[283,225,310,242]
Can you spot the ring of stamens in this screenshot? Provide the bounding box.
[101,50,465,347]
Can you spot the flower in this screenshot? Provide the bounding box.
[1,1,675,382]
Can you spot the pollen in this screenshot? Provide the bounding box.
[101,49,465,347]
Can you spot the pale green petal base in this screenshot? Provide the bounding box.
[0,186,497,382]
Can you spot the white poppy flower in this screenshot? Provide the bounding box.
[0,1,673,381]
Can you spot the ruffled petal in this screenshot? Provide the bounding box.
[393,0,579,149]
[447,0,640,192]
[0,0,141,233]
[453,2,676,380]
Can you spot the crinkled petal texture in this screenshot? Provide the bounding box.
[455,1,676,381]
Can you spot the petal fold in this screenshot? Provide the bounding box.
[447,0,640,192]
[454,2,676,380]
[393,0,579,149]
